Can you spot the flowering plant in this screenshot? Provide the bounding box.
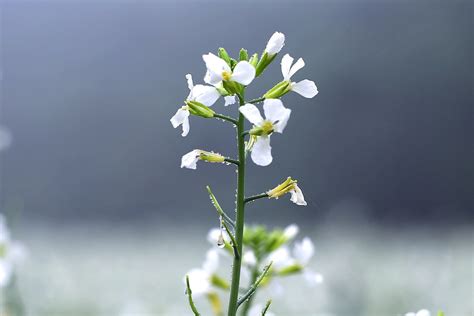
[171,32,319,315]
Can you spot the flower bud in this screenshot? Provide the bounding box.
[255,52,277,77]
[267,177,297,199]
[263,80,292,99]
[239,48,249,61]
[249,53,259,67]
[185,100,215,118]
[265,32,285,56]
[199,151,225,163]
[218,47,231,66]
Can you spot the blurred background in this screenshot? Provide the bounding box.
[0,0,472,315]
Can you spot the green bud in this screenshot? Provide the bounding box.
[255,52,277,77]
[211,274,230,290]
[185,101,215,118]
[278,264,303,276]
[263,80,292,99]
[239,48,249,61]
[218,47,231,66]
[249,53,259,67]
[199,151,225,163]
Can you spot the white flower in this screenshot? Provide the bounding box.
[239,99,291,166]
[185,249,219,297]
[171,74,220,137]
[243,250,257,267]
[280,54,318,98]
[0,214,27,288]
[289,184,307,206]
[203,53,255,86]
[180,150,225,170]
[266,247,292,270]
[283,224,299,240]
[293,237,314,265]
[249,303,275,316]
[265,32,285,55]
[405,310,431,316]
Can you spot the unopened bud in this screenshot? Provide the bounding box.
[263,80,292,99]
[218,47,231,66]
[199,151,225,163]
[239,48,249,61]
[249,53,259,67]
[186,100,215,118]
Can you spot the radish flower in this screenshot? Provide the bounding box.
[267,177,307,206]
[239,99,291,166]
[181,150,225,170]
[265,32,285,56]
[203,53,256,86]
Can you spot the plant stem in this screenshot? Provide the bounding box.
[227,92,247,316]
[244,193,268,204]
[237,262,273,307]
[185,275,201,316]
[240,266,260,316]
[215,113,238,125]
[248,97,265,104]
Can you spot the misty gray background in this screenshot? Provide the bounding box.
[1,0,473,226]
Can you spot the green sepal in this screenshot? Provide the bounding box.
[223,80,243,95]
[211,274,230,290]
[278,264,303,276]
[239,48,249,61]
[255,52,277,77]
[230,58,238,70]
[186,101,215,118]
[218,47,231,67]
[249,53,259,67]
[263,80,292,99]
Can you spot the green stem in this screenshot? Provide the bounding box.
[185,275,201,316]
[248,97,265,104]
[227,93,247,316]
[237,262,273,307]
[224,158,240,166]
[215,113,238,125]
[261,300,272,315]
[244,193,268,204]
[240,266,260,316]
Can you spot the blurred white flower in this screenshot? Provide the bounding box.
[283,224,299,240]
[171,74,220,137]
[0,126,12,151]
[239,99,291,166]
[249,303,275,316]
[280,54,318,98]
[185,249,219,297]
[203,53,256,86]
[0,214,27,288]
[266,247,292,270]
[405,310,431,316]
[265,32,285,55]
[293,237,314,265]
[243,250,257,266]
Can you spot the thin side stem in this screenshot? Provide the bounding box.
[227,93,247,316]
[185,275,201,316]
[221,219,240,259]
[244,193,268,204]
[237,262,273,307]
[206,186,235,229]
[240,265,260,316]
[261,300,272,316]
[224,158,240,166]
[248,97,265,104]
[214,113,238,125]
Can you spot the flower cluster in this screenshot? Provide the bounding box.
[0,214,26,288]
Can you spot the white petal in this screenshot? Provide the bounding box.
[0,261,13,287]
[231,61,256,85]
[281,54,293,80]
[185,268,211,296]
[170,108,190,137]
[202,53,230,76]
[283,224,299,240]
[290,185,307,206]
[291,79,318,98]
[266,247,293,270]
[263,99,291,133]
[185,74,194,91]
[293,237,314,265]
[239,104,264,126]
[243,250,257,266]
[288,57,305,79]
[180,150,200,169]
[303,269,324,287]
[265,31,285,55]
[416,310,431,316]
[224,96,236,106]
[203,249,219,273]
[251,136,272,166]
[191,85,220,106]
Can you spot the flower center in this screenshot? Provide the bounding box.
[222,71,232,81]
[261,120,274,135]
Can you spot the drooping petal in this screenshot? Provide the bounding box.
[281,54,294,80]
[231,61,256,85]
[291,79,318,98]
[303,269,324,287]
[263,99,291,133]
[180,150,201,169]
[251,136,272,166]
[224,96,236,106]
[185,74,194,91]
[239,104,264,126]
[203,249,219,273]
[293,237,314,265]
[170,108,190,137]
[288,57,305,79]
[290,185,307,206]
[265,31,285,55]
[202,53,228,86]
[191,85,220,106]
[283,224,299,240]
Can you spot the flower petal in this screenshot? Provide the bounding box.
[185,74,194,91]
[185,268,211,296]
[283,224,299,240]
[239,104,264,126]
[293,237,314,265]
[203,53,230,76]
[170,108,190,137]
[180,149,200,169]
[288,57,305,79]
[192,85,220,106]
[231,61,256,86]
[290,185,307,206]
[263,99,291,133]
[251,136,272,166]
[224,95,236,106]
[281,54,294,80]
[292,79,318,98]
[265,31,285,55]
